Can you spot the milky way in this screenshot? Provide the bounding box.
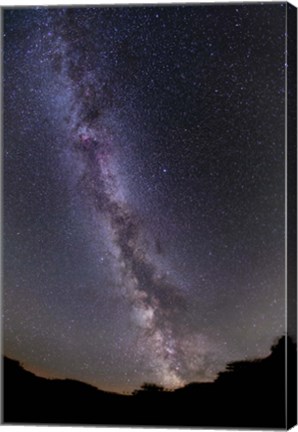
[50,10,214,388]
[3,4,288,393]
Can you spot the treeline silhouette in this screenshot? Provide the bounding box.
[3,336,297,428]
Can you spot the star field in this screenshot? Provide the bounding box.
[3,3,287,393]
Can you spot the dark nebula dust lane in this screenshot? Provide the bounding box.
[3,4,287,393]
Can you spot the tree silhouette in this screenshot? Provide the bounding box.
[132,382,165,395]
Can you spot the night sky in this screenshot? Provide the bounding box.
[3,3,286,394]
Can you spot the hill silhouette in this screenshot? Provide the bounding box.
[3,336,297,428]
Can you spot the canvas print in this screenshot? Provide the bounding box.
[2,2,297,429]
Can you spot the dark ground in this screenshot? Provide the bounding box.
[2,336,296,429]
